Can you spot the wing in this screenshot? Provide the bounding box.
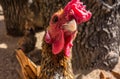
[16,49,40,79]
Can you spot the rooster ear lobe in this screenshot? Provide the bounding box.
[45,31,52,43]
[52,31,64,55]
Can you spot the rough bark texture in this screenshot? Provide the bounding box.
[0,0,31,36]
[72,0,120,74]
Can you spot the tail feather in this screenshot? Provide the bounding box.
[16,49,40,79]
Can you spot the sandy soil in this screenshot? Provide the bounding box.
[0,15,20,79]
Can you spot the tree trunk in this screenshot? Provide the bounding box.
[72,0,120,74]
[0,0,31,36]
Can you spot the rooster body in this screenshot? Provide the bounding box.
[39,41,74,79]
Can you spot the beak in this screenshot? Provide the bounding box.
[63,19,77,32]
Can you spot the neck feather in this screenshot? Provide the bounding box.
[39,40,74,79]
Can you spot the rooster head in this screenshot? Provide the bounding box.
[45,0,92,57]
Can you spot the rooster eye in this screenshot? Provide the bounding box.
[52,15,58,23]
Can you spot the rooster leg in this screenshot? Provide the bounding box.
[16,49,40,79]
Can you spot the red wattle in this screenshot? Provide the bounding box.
[52,30,64,54]
[64,32,74,57]
[64,47,71,57]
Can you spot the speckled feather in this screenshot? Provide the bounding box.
[38,40,74,79]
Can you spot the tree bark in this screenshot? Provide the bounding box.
[72,0,120,74]
[0,0,31,36]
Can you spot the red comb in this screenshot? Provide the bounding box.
[64,0,92,24]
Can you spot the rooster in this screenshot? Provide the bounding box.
[17,20,37,53]
[16,0,92,79]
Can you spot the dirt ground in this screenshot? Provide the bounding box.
[0,9,120,79]
[0,15,20,79]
